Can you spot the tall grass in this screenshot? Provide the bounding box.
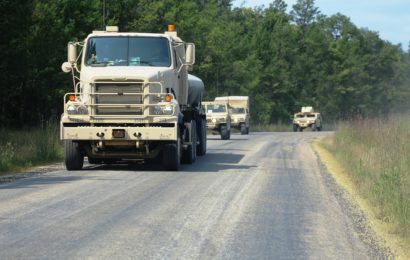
[323,115,410,239]
[0,122,63,172]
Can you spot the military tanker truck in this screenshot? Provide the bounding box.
[60,25,206,171]
[215,96,249,134]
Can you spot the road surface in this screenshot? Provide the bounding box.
[0,132,385,259]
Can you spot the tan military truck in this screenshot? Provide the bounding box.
[203,101,231,140]
[292,106,322,132]
[215,96,249,134]
[60,25,207,171]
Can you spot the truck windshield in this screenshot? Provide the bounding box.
[231,107,245,114]
[206,104,226,113]
[85,36,171,67]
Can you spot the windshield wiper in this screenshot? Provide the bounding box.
[90,61,110,67]
[139,60,154,66]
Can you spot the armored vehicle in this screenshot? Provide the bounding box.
[293,106,322,132]
[203,101,231,140]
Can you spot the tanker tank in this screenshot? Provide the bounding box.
[187,74,204,107]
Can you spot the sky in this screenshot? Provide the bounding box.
[233,0,410,50]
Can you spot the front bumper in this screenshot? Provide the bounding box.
[61,124,177,141]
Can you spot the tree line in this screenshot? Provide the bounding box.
[1,0,409,126]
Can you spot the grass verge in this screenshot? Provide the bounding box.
[313,116,410,259]
[0,122,63,173]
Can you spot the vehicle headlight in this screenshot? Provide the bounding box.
[153,104,173,115]
[66,102,88,115]
[234,118,238,123]
[67,105,76,115]
[212,118,216,123]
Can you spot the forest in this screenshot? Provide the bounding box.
[1,0,409,126]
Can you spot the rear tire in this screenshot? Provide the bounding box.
[196,117,207,156]
[182,120,197,164]
[64,140,84,170]
[293,124,298,132]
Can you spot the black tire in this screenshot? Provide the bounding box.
[182,120,197,164]
[299,127,304,132]
[163,127,181,171]
[293,124,298,132]
[240,124,247,135]
[312,124,317,131]
[196,117,207,156]
[220,125,229,140]
[64,140,84,170]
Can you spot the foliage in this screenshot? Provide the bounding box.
[323,115,410,239]
[0,122,63,172]
[0,0,409,127]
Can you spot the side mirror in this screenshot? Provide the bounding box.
[185,43,195,65]
[68,42,77,64]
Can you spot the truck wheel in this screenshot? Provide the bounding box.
[196,117,207,156]
[220,125,229,140]
[182,120,197,164]
[293,124,298,132]
[299,127,304,132]
[163,127,181,171]
[64,140,84,170]
[240,124,247,135]
[312,124,317,131]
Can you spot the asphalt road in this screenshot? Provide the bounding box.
[0,132,385,259]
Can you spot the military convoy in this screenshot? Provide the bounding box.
[292,106,322,132]
[60,25,206,171]
[215,96,250,135]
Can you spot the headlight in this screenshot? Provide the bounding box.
[153,104,174,115]
[234,118,238,123]
[212,118,216,123]
[67,105,76,115]
[66,103,88,115]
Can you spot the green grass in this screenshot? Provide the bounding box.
[323,115,410,239]
[0,122,63,173]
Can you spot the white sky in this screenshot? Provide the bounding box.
[233,0,410,50]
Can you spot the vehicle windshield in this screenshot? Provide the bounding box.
[205,104,227,113]
[231,107,245,114]
[296,114,316,118]
[85,36,171,67]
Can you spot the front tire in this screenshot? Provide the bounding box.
[220,125,229,140]
[240,124,247,135]
[64,140,84,170]
[163,127,181,171]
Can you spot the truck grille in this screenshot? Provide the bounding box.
[94,82,144,115]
